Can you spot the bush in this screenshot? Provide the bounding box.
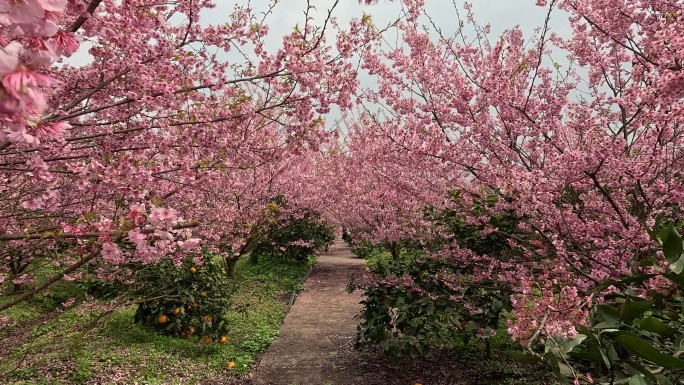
[511,223,684,385]
[350,254,512,358]
[250,209,335,262]
[352,241,384,259]
[131,252,234,343]
[349,196,522,358]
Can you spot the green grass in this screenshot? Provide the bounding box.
[363,250,394,271]
[0,255,314,384]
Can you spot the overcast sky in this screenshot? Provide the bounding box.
[203,0,571,46]
[198,1,575,131]
[67,1,575,131]
[71,0,574,85]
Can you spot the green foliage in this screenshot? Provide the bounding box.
[131,252,234,342]
[351,253,512,358]
[351,193,523,359]
[352,241,385,260]
[425,191,524,260]
[251,209,335,262]
[512,223,684,385]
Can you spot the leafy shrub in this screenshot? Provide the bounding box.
[350,195,522,358]
[352,241,385,259]
[511,223,684,385]
[250,209,335,262]
[131,252,234,343]
[350,254,512,358]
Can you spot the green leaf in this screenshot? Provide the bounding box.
[639,317,676,336]
[618,274,659,286]
[606,330,643,339]
[567,351,603,362]
[594,321,618,329]
[620,299,653,323]
[599,274,657,292]
[671,256,684,275]
[558,362,574,376]
[624,359,658,384]
[647,226,661,244]
[654,374,674,385]
[639,258,657,267]
[614,335,684,369]
[577,325,611,369]
[628,375,648,385]
[545,350,559,375]
[507,351,541,364]
[661,223,683,264]
[425,302,435,315]
[554,335,586,355]
[597,304,621,326]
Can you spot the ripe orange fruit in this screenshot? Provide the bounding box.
[226,361,235,369]
[188,326,196,333]
[202,336,212,345]
[190,267,197,273]
[219,336,227,344]
[173,307,181,315]
[204,315,212,323]
[157,314,168,324]
[200,291,207,297]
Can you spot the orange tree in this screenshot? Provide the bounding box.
[126,251,234,343]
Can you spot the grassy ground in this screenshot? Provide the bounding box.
[0,255,313,385]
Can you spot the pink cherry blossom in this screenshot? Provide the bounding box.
[33,121,69,139]
[37,0,67,13]
[49,31,78,56]
[0,0,45,24]
[0,41,20,75]
[3,68,56,98]
[101,242,125,264]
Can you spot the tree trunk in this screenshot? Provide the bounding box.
[225,255,239,278]
[12,282,25,294]
[387,241,400,260]
[9,259,28,294]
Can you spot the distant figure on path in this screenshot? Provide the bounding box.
[342,227,351,243]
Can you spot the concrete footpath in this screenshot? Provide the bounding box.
[251,240,368,385]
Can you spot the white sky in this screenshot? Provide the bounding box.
[70,0,573,70]
[204,1,570,44]
[206,0,573,129]
[66,1,575,130]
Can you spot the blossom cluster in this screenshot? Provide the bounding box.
[0,0,79,144]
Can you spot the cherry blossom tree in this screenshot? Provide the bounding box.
[0,0,381,311]
[333,0,684,343]
[319,113,449,258]
[4,0,683,352]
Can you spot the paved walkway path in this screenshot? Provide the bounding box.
[252,240,369,385]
